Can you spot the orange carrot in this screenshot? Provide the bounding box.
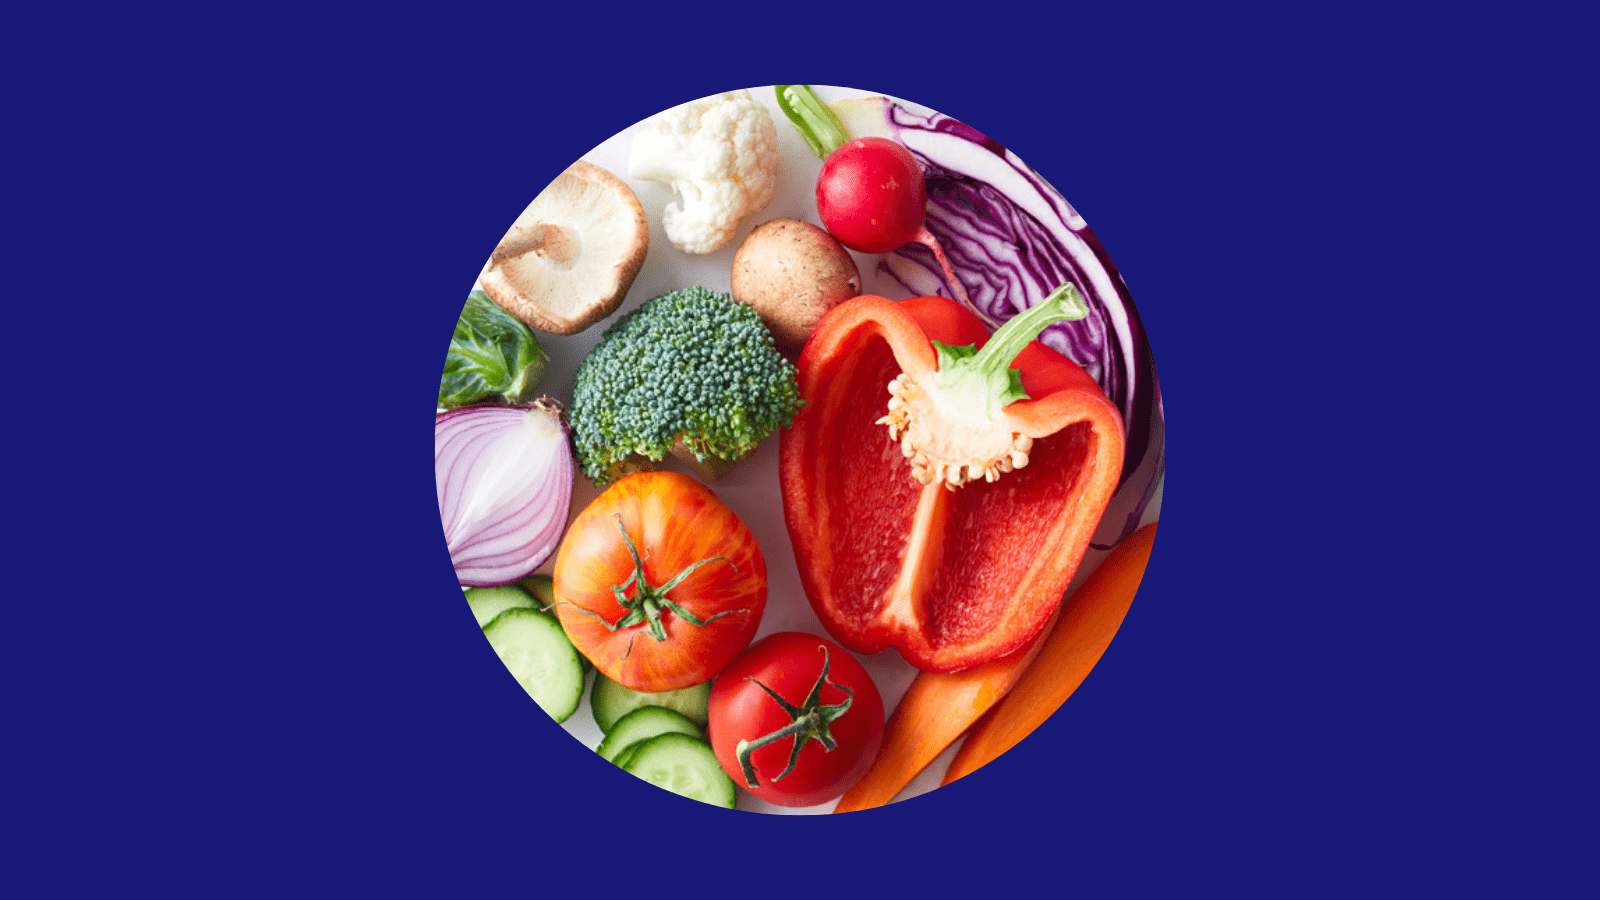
[830,623,1054,813]
[941,522,1157,785]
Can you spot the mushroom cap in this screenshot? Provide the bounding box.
[478,160,649,336]
[730,217,861,352]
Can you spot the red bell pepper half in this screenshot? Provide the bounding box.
[779,284,1125,673]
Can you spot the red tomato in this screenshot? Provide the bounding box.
[816,137,927,254]
[707,632,884,808]
[553,472,766,692]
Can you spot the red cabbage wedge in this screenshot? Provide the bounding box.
[827,92,1163,544]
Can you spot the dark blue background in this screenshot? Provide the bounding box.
[11,5,1592,897]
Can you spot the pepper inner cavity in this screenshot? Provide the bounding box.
[878,372,1033,489]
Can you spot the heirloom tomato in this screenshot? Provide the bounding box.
[707,632,884,808]
[553,471,767,692]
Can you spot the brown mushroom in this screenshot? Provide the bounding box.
[730,217,861,352]
[478,160,649,336]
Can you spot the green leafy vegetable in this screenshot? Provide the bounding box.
[439,291,547,407]
[568,286,802,485]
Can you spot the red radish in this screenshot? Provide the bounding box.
[815,137,972,307]
[816,138,926,253]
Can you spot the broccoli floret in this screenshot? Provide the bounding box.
[569,286,803,485]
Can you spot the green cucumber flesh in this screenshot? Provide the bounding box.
[515,574,592,675]
[481,607,584,723]
[597,706,705,764]
[591,674,712,733]
[621,732,736,809]
[465,585,537,627]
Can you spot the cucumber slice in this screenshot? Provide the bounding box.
[516,573,555,607]
[591,674,712,733]
[481,607,585,723]
[516,574,591,676]
[465,585,537,627]
[613,743,642,770]
[597,706,705,764]
[621,732,736,808]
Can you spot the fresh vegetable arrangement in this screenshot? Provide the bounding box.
[435,86,1164,814]
[825,90,1164,544]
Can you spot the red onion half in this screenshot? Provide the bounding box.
[436,400,573,587]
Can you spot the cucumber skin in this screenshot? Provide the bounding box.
[597,706,705,764]
[590,675,712,733]
[482,607,585,724]
[515,574,593,676]
[621,733,737,809]
[465,585,537,627]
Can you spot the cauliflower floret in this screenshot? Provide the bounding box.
[627,90,778,254]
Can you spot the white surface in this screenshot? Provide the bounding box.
[471,85,1163,814]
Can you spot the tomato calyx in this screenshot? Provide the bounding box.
[562,515,749,658]
[733,646,855,789]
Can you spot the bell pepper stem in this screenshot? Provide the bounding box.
[972,281,1089,372]
[932,281,1090,419]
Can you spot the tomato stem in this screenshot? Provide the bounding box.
[733,645,855,789]
[555,516,748,648]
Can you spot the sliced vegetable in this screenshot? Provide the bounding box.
[707,632,884,809]
[620,732,737,809]
[612,743,643,770]
[435,400,574,587]
[440,290,547,408]
[478,160,649,336]
[597,706,705,764]
[590,672,713,733]
[944,523,1156,784]
[465,584,538,627]
[517,573,590,675]
[553,471,767,692]
[481,607,586,723]
[828,93,1164,544]
[780,289,1125,672]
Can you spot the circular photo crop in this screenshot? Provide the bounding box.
[434,85,1164,814]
